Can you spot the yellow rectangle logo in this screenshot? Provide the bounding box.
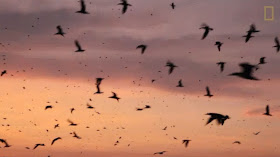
[264,6,274,21]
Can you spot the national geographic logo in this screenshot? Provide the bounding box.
[264,6,274,21]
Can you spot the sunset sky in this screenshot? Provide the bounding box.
[0,0,280,157]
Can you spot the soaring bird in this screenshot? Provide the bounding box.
[215,41,223,51]
[176,79,184,87]
[154,151,167,155]
[166,61,177,74]
[0,139,11,147]
[87,103,94,109]
[263,105,272,116]
[33,144,45,150]
[75,40,85,52]
[55,25,65,36]
[216,62,226,72]
[72,132,82,139]
[182,139,191,148]
[204,86,213,97]
[233,141,241,144]
[136,45,147,54]
[170,2,175,9]
[70,108,75,114]
[229,63,259,80]
[45,105,52,110]
[243,24,260,43]
[258,57,267,65]
[253,132,261,135]
[118,0,132,14]
[1,70,7,76]
[205,113,230,125]
[109,92,120,101]
[67,119,78,126]
[51,137,62,145]
[76,0,89,14]
[200,24,213,40]
[94,78,104,94]
[273,37,280,52]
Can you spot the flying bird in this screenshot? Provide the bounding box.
[154,151,167,155]
[33,144,45,150]
[205,113,230,125]
[94,78,104,94]
[136,45,147,54]
[118,0,132,14]
[204,86,213,97]
[253,132,261,135]
[233,141,241,144]
[51,137,62,145]
[182,139,191,148]
[67,119,78,126]
[273,37,280,52]
[243,24,260,43]
[176,79,184,87]
[55,25,65,36]
[70,108,75,114]
[0,139,11,147]
[215,41,223,51]
[136,105,151,111]
[1,70,7,76]
[76,0,89,14]
[263,105,272,116]
[109,92,120,101]
[87,103,94,109]
[75,40,85,52]
[166,61,177,74]
[229,63,259,80]
[216,62,226,72]
[258,57,267,65]
[45,105,52,110]
[170,2,175,9]
[200,24,213,40]
[72,132,82,139]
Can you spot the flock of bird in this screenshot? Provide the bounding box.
[0,0,277,156]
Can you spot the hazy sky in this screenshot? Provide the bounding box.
[0,0,280,157]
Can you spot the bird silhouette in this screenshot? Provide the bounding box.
[206,113,230,125]
[0,139,11,147]
[154,151,167,155]
[233,141,241,144]
[45,105,52,110]
[253,132,261,135]
[215,41,223,51]
[136,45,147,54]
[55,25,65,36]
[1,70,7,76]
[109,92,120,101]
[75,40,85,52]
[33,144,45,150]
[67,119,78,126]
[200,24,213,40]
[87,103,94,109]
[76,0,89,14]
[204,86,213,97]
[273,37,280,52]
[170,2,175,9]
[217,62,226,72]
[263,105,272,116]
[95,78,104,94]
[70,108,75,114]
[72,132,82,139]
[118,0,132,14]
[182,139,191,148]
[176,79,184,87]
[243,24,260,43]
[136,105,151,111]
[51,137,61,145]
[258,57,266,65]
[166,61,177,74]
[229,63,259,80]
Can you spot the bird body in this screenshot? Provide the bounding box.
[200,24,213,40]
[176,79,184,87]
[166,61,177,74]
[263,105,272,116]
[55,25,65,36]
[273,37,280,52]
[217,62,226,72]
[215,41,223,51]
[182,139,191,148]
[229,63,259,80]
[75,40,85,52]
[118,0,132,14]
[95,78,104,94]
[109,92,120,101]
[206,113,230,125]
[76,0,89,14]
[136,45,147,54]
[204,86,213,97]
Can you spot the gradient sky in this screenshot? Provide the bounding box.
[0,0,280,157]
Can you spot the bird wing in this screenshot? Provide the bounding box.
[266,105,270,114]
[275,37,279,45]
[206,86,211,95]
[81,0,86,12]
[206,117,215,125]
[75,40,82,50]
